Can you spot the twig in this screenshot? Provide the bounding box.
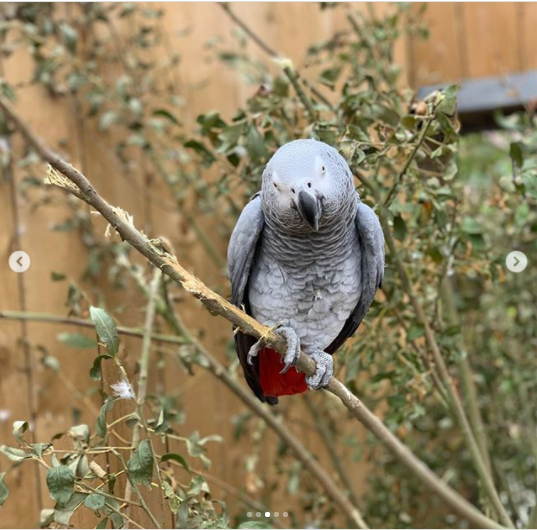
[304,394,365,528]
[0,310,187,345]
[382,118,433,209]
[155,287,368,529]
[124,268,164,527]
[218,2,317,120]
[0,96,505,529]
[113,450,162,529]
[382,224,513,527]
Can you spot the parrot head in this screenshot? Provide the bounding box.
[261,139,355,233]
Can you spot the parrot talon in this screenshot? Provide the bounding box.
[277,327,301,374]
[246,340,263,366]
[305,350,333,390]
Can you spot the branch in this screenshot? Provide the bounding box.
[218,3,317,120]
[0,309,366,528]
[0,310,187,345]
[0,96,505,529]
[382,224,513,527]
[124,268,164,527]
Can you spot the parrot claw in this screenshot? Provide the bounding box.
[277,327,301,374]
[247,340,264,366]
[305,350,333,390]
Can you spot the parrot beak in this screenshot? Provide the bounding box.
[297,190,322,231]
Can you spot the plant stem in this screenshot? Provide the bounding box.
[382,225,513,527]
[124,268,163,527]
[0,310,186,345]
[113,450,162,529]
[219,2,317,121]
[382,118,433,209]
[304,393,366,528]
[0,96,505,529]
[442,280,492,472]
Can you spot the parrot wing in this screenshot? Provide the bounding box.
[227,194,277,404]
[326,197,385,354]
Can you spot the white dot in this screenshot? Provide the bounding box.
[265,512,270,517]
[274,512,279,517]
[256,512,261,517]
[247,512,252,517]
[283,512,288,517]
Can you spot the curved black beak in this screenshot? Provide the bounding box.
[297,190,322,231]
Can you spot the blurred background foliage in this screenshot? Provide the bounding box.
[0,2,536,529]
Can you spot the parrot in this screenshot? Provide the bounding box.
[227,139,384,405]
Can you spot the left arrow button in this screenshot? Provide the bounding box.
[9,251,31,273]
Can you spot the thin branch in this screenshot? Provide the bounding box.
[124,268,164,527]
[112,450,162,529]
[382,224,513,527]
[382,118,433,209]
[218,2,317,120]
[0,96,505,529]
[304,393,366,529]
[0,310,187,345]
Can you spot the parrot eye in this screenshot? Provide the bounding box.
[273,183,278,189]
[291,188,296,194]
[321,165,326,174]
[307,182,312,188]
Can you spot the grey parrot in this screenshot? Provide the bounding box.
[228,139,384,405]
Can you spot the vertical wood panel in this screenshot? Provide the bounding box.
[410,3,463,86]
[521,3,537,70]
[462,3,522,78]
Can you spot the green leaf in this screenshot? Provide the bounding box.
[98,110,118,131]
[69,424,90,445]
[407,324,425,341]
[509,141,524,168]
[31,443,52,458]
[96,398,116,439]
[176,499,189,529]
[46,465,75,507]
[161,453,190,472]
[184,140,216,167]
[53,492,85,526]
[153,109,181,126]
[0,473,9,507]
[393,215,407,242]
[84,493,106,512]
[12,420,29,444]
[59,22,77,54]
[437,85,458,115]
[0,445,32,462]
[90,354,113,381]
[126,440,154,487]
[57,332,97,349]
[238,522,273,529]
[90,307,120,356]
[96,517,109,529]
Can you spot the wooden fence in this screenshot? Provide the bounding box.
[1,3,536,528]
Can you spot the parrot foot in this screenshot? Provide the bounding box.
[305,350,333,390]
[277,327,301,374]
[246,326,301,372]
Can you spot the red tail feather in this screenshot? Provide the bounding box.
[259,348,308,398]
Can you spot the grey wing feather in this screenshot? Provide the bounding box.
[228,193,264,306]
[227,194,277,405]
[326,196,385,354]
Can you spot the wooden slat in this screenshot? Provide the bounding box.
[409,3,463,86]
[462,3,522,78]
[521,3,537,70]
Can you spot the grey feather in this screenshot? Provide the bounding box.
[227,193,278,404]
[227,193,264,306]
[326,196,385,354]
